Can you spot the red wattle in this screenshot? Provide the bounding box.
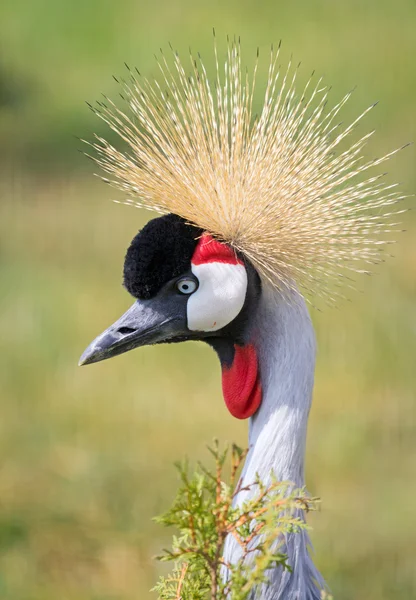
[221,344,262,419]
[192,234,244,266]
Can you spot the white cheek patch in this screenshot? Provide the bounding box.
[187,262,248,332]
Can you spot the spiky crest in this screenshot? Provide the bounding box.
[86,39,407,302]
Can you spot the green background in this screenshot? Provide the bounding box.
[1,1,415,598]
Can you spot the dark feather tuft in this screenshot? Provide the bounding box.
[123,214,202,299]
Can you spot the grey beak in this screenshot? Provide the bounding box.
[79,299,185,366]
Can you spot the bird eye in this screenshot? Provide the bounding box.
[176,277,198,295]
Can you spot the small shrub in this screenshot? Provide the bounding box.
[153,441,321,600]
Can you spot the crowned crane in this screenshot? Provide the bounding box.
[79,41,405,599]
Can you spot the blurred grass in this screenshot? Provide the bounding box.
[0,1,415,599]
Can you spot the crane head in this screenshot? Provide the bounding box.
[79,214,262,419]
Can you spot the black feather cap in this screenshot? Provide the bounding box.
[123,214,203,299]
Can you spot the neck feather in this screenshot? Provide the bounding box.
[224,284,325,599]
[245,283,315,486]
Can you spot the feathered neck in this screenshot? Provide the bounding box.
[223,283,325,599]
[246,283,315,487]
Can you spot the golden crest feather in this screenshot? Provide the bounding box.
[86,39,407,302]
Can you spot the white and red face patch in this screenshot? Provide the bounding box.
[187,234,261,420]
[187,235,248,332]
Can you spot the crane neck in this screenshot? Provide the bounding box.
[244,283,316,488]
[223,283,325,599]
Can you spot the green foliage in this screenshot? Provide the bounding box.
[153,442,317,600]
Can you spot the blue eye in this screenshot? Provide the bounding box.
[176,277,198,295]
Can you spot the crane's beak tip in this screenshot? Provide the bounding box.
[78,355,88,367]
[78,337,107,366]
[78,348,95,366]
